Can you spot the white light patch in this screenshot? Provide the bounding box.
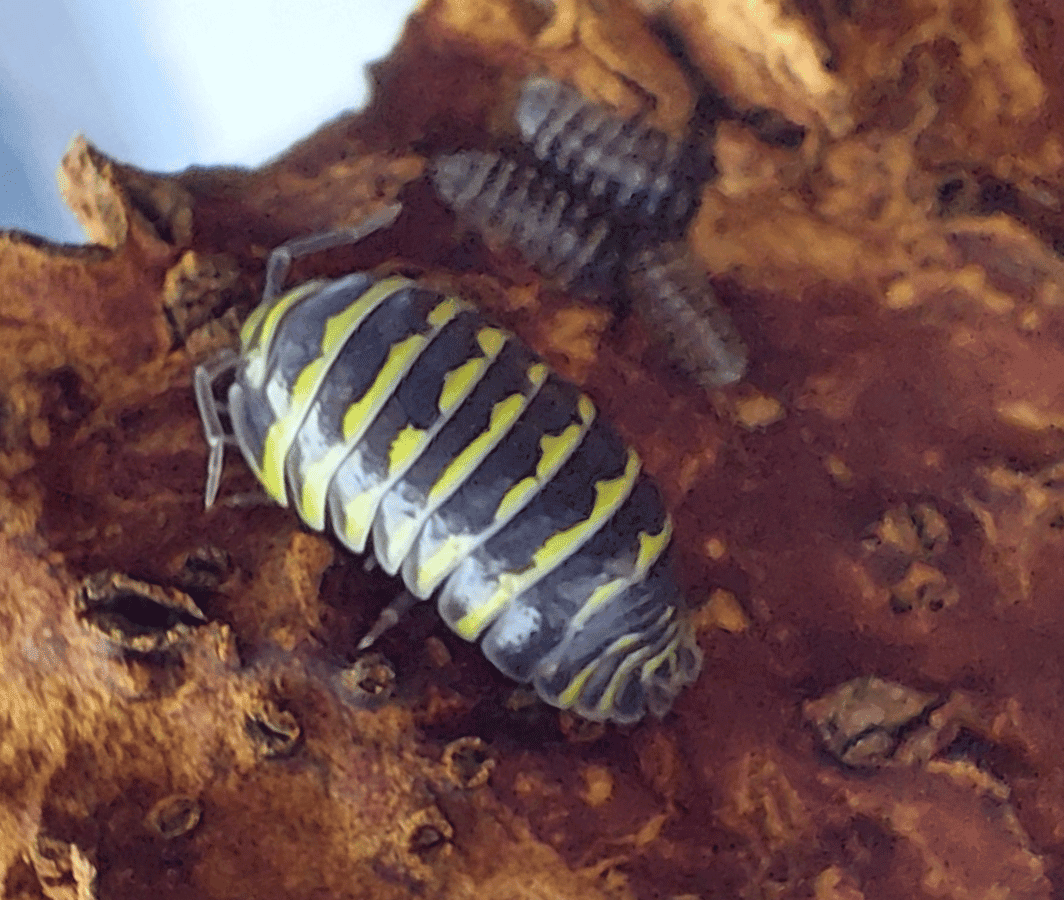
[137,0,418,165]
[489,601,542,650]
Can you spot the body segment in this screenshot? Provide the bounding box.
[515,75,710,236]
[431,150,622,290]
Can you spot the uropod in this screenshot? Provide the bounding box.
[194,204,701,724]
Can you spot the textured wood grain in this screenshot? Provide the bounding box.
[2,1,1064,897]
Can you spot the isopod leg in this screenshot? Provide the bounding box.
[357,589,422,651]
[263,203,404,302]
[194,350,241,510]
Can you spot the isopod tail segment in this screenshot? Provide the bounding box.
[192,202,703,724]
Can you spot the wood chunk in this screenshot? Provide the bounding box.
[2,0,1064,896]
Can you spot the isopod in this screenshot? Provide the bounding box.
[515,75,710,235]
[194,204,702,724]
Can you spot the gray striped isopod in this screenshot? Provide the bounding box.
[194,204,702,724]
[431,148,748,388]
[431,150,623,291]
[515,75,711,236]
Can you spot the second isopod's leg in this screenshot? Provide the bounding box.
[263,203,404,301]
[357,589,422,651]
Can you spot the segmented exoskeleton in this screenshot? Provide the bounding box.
[515,75,710,237]
[430,143,748,387]
[194,205,702,724]
[626,243,748,389]
[431,150,623,290]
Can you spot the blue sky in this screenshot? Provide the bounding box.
[0,0,417,242]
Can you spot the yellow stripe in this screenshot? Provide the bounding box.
[439,358,485,413]
[297,442,354,522]
[525,362,549,387]
[412,385,593,595]
[386,391,527,563]
[412,532,483,594]
[257,277,415,505]
[495,398,592,524]
[453,449,641,640]
[342,335,425,441]
[492,476,539,526]
[337,331,505,553]
[569,520,673,629]
[427,396,524,506]
[298,331,431,525]
[386,367,549,575]
[438,335,505,413]
[389,425,427,471]
[295,291,459,526]
[240,280,323,355]
[261,427,299,505]
[639,624,683,684]
[428,296,461,328]
[428,380,544,507]
[320,279,411,353]
[577,395,596,422]
[557,634,640,708]
[477,327,505,356]
[536,395,594,471]
[596,615,677,717]
[636,520,672,568]
[341,489,384,549]
[240,282,326,394]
